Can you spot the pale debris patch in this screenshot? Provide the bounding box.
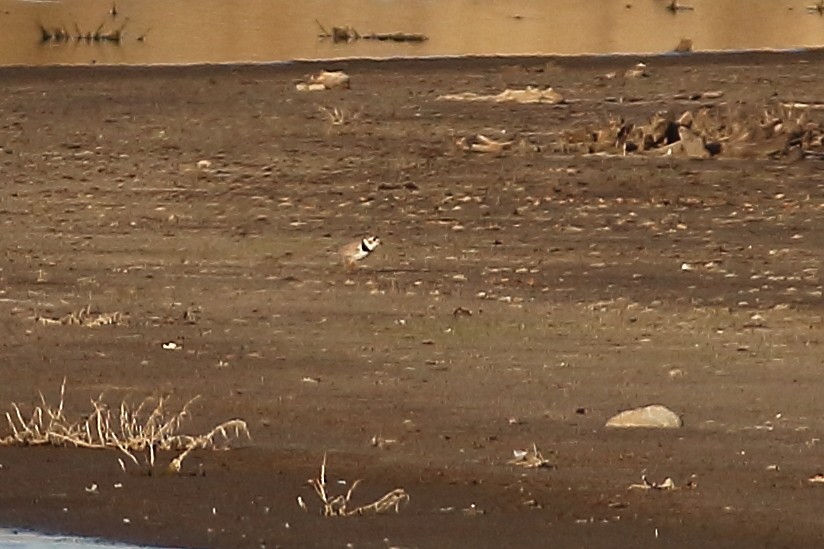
[629,475,677,491]
[508,442,553,469]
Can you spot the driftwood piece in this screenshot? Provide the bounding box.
[456,134,513,154]
[316,21,427,43]
[296,70,351,92]
[362,32,427,42]
[437,86,564,105]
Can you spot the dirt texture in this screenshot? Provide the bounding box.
[1,52,824,548]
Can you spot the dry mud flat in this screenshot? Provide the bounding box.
[1,52,824,547]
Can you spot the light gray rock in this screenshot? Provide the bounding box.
[678,126,709,158]
[605,404,683,429]
[659,127,708,159]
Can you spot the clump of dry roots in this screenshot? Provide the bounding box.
[0,379,250,474]
[303,453,410,516]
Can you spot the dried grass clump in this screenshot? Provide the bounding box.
[1,380,250,474]
[304,454,409,516]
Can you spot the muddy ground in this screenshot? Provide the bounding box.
[1,52,824,548]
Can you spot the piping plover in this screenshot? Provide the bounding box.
[339,236,381,269]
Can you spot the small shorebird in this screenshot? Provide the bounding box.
[339,236,381,269]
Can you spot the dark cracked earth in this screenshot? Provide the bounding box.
[1,52,824,548]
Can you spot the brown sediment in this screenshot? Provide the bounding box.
[1,52,824,547]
